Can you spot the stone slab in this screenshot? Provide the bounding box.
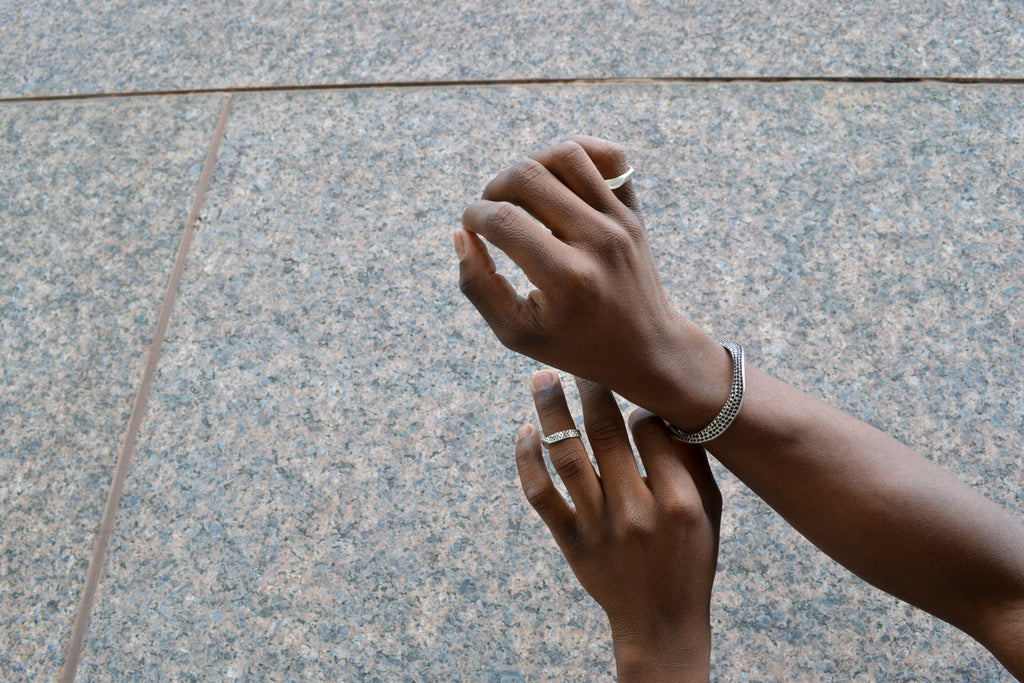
[2,1,1023,98]
[0,96,222,679]
[77,83,1022,679]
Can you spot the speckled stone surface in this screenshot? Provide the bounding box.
[2,1,1023,98]
[0,96,221,679]
[74,84,1022,680]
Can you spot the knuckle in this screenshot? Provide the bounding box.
[605,143,628,169]
[458,268,480,300]
[583,413,624,447]
[477,201,538,257]
[572,135,627,167]
[485,201,522,232]
[591,224,634,259]
[577,233,635,272]
[612,504,655,541]
[559,260,601,295]
[523,481,556,513]
[552,139,589,168]
[551,450,590,483]
[495,313,539,354]
[533,394,564,420]
[662,494,709,524]
[506,158,548,192]
[561,526,590,559]
[495,323,527,354]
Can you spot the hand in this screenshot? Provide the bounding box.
[457,135,730,432]
[516,369,721,682]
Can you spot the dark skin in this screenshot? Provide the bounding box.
[457,135,1024,678]
[517,370,720,681]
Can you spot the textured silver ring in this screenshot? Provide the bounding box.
[605,166,635,190]
[541,429,582,446]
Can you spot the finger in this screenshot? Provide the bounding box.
[461,199,576,290]
[565,135,641,217]
[528,140,636,225]
[575,377,647,505]
[634,405,724,524]
[455,228,544,353]
[531,370,604,518]
[480,157,610,245]
[516,424,577,542]
[673,438,723,525]
[629,408,710,512]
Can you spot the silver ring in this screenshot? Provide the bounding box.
[541,429,582,446]
[605,166,634,190]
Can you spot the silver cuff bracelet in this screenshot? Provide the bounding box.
[666,340,745,444]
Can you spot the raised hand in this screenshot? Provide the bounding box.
[457,136,731,433]
[516,370,720,682]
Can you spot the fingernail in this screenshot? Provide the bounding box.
[517,424,534,442]
[532,370,555,391]
[453,229,466,261]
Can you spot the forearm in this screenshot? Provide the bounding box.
[658,361,1024,670]
[459,136,1024,676]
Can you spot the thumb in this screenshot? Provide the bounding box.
[456,228,542,353]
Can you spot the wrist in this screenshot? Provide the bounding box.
[611,620,712,683]
[625,312,733,433]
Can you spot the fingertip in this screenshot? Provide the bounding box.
[515,424,540,467]
[457,220,503,285]
[461,200,487,227]
[565,133,614,149]
[532,369,557,392]
[627,407,660,432]
[453,228,467,261]
[455,224,485,256]
[456,231,503,303]
[455,228,475,268]
[517,424,537,443]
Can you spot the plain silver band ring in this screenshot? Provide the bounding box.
[605,166,634,190]
[541,429,582,446]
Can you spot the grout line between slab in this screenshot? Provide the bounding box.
[58,93,234,683]
[1,75,1023,103]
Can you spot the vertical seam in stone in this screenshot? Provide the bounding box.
[59,93,234,683]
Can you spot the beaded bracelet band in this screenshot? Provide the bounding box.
[666,340,745,444]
